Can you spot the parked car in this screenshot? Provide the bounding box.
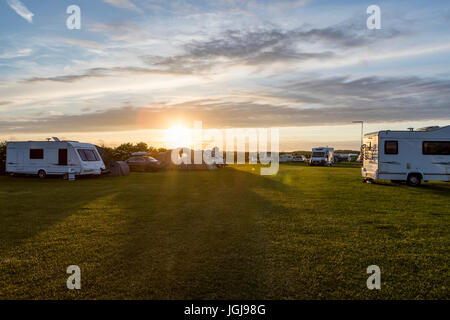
[126,156,161,172]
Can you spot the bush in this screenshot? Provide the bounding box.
[0,141,6,175]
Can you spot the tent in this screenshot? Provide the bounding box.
[109,161,130,176]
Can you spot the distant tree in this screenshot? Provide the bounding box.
[112,143,135,161]
[0,140,6,175]
[135,142,149,152]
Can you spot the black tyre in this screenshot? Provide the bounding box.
[38,170,46,179]
[406,174,421,187]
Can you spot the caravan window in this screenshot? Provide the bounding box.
[30,149,44,159]
[384,141,398,154]
[77,149,99,161]
[423,141,450,155]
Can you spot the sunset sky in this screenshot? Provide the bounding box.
[1,0,449,150]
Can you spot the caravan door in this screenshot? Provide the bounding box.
[58,149,68,165]
[10,148,25,172]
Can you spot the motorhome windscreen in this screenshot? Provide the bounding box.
[312,152,325,157]
[77,149,99,161]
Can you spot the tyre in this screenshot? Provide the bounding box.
[38,170,46,179]
[406,174,421,187]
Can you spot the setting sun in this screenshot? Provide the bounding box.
[165,125,192,149]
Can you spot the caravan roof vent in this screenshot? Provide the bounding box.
[416,126,440,132]
[52,137,61,141]
[407,128,414,132]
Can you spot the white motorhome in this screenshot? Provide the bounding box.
[6,138,105,179]
[310,147,334,166]
[361,126,450,186]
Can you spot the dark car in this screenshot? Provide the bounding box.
[126,156,161,172]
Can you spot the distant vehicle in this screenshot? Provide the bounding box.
[292,155,306,162]
[6,138,105,179]
[131,151,151,156]
[335,153,360,162]
[279,154,294,162]
[310,147,334,166]
[361,125,450,186]
[126,156,161,171]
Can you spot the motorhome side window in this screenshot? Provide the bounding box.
[77,149,99,161]
[422,141,450,155]
[384,141,398,154]
[29,149,44,159]
[312,152,325,157]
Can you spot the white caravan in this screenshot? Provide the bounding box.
[310,147,334,166]
[6,139,105,179]
[279,154,294,162]
[361,126,450,186]
[292,155,306,162]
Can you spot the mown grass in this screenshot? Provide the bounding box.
[0,163,448,299]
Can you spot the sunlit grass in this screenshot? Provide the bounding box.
[0,164,448,299]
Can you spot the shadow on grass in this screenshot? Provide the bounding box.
[370,179,450,197]
[1,166,448,299]
[104,168,294,299]
[0,176,120,250]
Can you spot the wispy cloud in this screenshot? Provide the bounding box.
[0,48,32,59]
[7,0,34,23]
[101,0,143,13]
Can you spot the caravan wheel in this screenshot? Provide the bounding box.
[406,174,421,187]
[38,170,47,179]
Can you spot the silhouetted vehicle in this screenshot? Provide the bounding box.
[126,156,161,172]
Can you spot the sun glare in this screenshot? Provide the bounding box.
[165,125,192,148]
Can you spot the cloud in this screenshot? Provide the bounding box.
[58,38,100,49]
[3,75,450,133]
[20,23,406,83]
[101,0,143,13]
[142,24,402,72]
[23,66,191,83]
[7,0,34,23]
[0,48,32,59]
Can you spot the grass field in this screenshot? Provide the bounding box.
[0,163,448,299]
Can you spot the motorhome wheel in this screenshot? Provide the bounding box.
[406,174,421,187]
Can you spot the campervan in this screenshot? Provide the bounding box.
[361,126,450,186]
[310,147,334,166]
[6,138,105,179]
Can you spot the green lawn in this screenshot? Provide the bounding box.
[0,164,448,299]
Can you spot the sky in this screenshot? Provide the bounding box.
[0,0,449,151]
